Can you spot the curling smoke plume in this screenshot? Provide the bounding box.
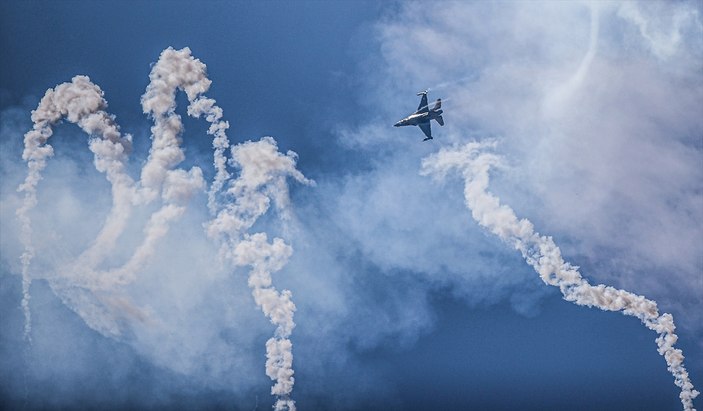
[206,137,313,411]
[16,47,308,409]
[420,141,699,411]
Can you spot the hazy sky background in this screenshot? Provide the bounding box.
[1,1,701,410]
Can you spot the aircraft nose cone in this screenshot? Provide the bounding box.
[394,121,401,127]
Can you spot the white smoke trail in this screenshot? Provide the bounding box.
[144,47,230,215]
[206,137,312,411]
[420,141,699,411]
[187,96,231,214]
[139,47,209,205]
[234,233,297,411]
[16,75,133,341]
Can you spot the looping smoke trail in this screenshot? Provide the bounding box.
[420,141,699,411]
[76,46,215,292]
[16,75,133,341]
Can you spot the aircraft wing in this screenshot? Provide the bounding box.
[419,122,432,139]
[417,93,429,113]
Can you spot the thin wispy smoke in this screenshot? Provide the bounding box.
[421,141,699,411]
[16,46,308,409]
[544,2,600,115]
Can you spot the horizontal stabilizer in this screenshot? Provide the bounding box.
[435,115,444,126]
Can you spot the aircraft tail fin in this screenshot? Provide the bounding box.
[435,115,444,126]
[433,98,442,110]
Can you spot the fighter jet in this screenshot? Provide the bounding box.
[394,90,444,141]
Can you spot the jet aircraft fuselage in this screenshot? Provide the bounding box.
[394,111,443,127]
[394,90,444,141]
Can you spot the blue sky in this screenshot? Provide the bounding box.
[1,1,701,410]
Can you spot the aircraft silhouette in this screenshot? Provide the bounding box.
[394,90,444,141]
